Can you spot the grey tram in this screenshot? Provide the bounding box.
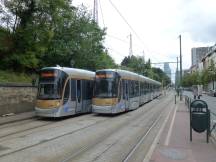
[35,67,95,117]
[92,69,161,114]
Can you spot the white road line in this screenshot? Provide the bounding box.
[143,104,174,162]
[164,104,178,146]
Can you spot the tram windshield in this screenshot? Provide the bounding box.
[37,69,68,100]
[38,83,61,100]
[94,71,119,98]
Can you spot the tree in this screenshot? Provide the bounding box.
[120,55,170,86]
[208,59,216,89]
[182,71,201,87]
[200,69,210,86]
[0,0,116,72]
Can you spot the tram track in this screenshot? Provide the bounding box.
[85,105,168,162]
[0,119,54,139]
[0,118,34,129]
[122,102,171,162]
[0,116,36,128]
[0,113,96,142]
[0,93,172,162]
[59,94,173,162]
[0,116,110,158]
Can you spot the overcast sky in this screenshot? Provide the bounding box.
[72,0,216,80]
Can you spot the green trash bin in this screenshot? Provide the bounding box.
[190,100,210,143]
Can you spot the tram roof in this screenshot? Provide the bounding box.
[96,69,161,85]
[41,67,95,80]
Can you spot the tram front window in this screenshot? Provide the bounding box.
[38,83,61,100]
[94,78,118,98]
[38,69,68,100]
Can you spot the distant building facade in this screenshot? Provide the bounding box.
[164,63,171,79]
[191,47,210,67]
[201,45,216,90]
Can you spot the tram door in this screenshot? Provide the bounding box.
[124,80,129,111]
[76,80,82,112]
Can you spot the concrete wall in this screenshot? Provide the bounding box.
[0,83,37,116]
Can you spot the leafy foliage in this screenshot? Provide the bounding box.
[121,55,171,86]
[182,60,216,87]
[0,0,116,73]
[182,72,201,87]
[0,70,34,83]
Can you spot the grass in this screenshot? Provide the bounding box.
[0,70,34,83]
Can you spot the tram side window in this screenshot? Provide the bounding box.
[142,82,144,95]
[139,82,142,96]
[71,79,76,101]
[149,84,151,92]
[140,82,142,95]
[77,80,81,102]
[129,81,134,98]
[122,80,126,99]
[134,81,139,97]
[81,80,93,100]
[86,80,93,100]
[144,82,147,94]
[123,80,129,100]
[143,82,145,95]
[63,81,70,104]
[82,80,87,100]
[118,81,122,101]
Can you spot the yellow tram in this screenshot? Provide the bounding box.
[92,69,161,114]
[35,67,95,117]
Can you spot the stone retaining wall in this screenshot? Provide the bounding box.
[0,83,37,115]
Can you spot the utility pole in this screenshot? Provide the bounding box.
[176,57,179,91]
[129,33,133,56]
[93,0,98,23]
[179,35,183,100]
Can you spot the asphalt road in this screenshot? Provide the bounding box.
[183,91,216,115]
[0,92,175,162]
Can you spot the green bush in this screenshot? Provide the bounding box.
[0,70,34,83]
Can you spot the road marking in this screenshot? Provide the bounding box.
[164,104,178,146]
[143,104,174,162]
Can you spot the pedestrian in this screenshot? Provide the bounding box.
[197,85,202,99]
[193,85,198,99]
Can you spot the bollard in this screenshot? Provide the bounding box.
[175,95,176,104]
[189,98,191,109]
